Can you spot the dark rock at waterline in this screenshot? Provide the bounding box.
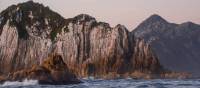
[0,54,82,85]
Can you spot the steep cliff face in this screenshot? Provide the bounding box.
[132,39,162,73]
[133,14,200,77]
[59,17,135,77]
[0,1,65,74]
[0,1,164,78]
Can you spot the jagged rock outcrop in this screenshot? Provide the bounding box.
[132,39,162,73]
[0,1,187,80]
[0,54,81,85]
[0,1,66,74]
[133,14,200,77]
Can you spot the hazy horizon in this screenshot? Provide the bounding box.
[0,0,200,30]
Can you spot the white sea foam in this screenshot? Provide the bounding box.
[1,79,38,87]
[1,79,200,88]
[82,76,95,80]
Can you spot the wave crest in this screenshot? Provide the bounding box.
[1,79,38,87]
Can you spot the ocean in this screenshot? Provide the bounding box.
[1,78,200,88]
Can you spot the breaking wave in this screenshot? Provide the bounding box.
[1,79,200,88]
[1,79,38,87]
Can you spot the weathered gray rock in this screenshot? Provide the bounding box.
[133,14,200,77]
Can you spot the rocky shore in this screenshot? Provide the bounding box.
[0,54,81,85]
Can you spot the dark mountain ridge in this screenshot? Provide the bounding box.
[132,14,200,77]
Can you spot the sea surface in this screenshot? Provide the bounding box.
[1,78,200,88]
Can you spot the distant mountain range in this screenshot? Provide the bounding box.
[0,1,198,83]
[133,14,200,77]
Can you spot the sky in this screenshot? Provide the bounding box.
[0,0,200,30]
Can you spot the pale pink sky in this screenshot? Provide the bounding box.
[0,0,200,30]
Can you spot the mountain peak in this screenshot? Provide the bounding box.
[181,21,196,26]
[179,21,200,30]
[133,14,169,31]
[21,0,34,5]
[149,14,163,19]
[0,0,61,20]
[72,14,96,22]
[17,0,44,10]
[0,1,65,39]
[115,24,127,29]
[145,14,167,24]
[133,14,171,38]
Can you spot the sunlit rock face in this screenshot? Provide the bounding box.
[133,14,200,77]
[0,1,165,78]
[0,1,64,74]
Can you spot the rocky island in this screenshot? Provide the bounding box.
[0,1,194,85]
